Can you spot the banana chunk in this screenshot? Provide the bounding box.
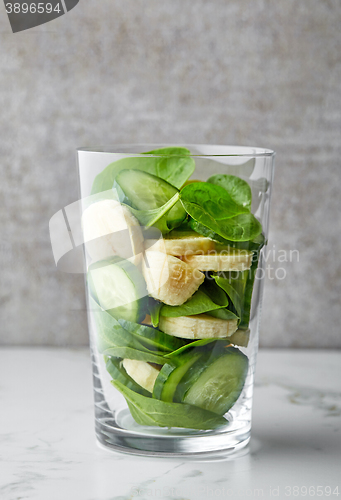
[82,200,143,266]
[142,250,204,306]
[145,231,215,257]
[183,251,253,272]
[228,329,250,347]
[159,314,238,339]
[122,359,160,393]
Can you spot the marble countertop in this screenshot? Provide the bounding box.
[1,348,340,500]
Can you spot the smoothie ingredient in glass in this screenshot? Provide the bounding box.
[82,147,264,430]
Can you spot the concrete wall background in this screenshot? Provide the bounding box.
[0,0,340,347]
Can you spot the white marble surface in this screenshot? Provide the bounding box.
[1,348,340,500]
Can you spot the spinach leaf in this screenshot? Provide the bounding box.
[164,339,217,358]
[213,275,244,318]
[184,202,262,242]
[143,147,195,188]
[102,346,169,365]
[203,278,228,306]
[181,182,262,242]
[239,253,260,329]
[114,169,187,234]
[91,147,195,195]
[125,193,181,233]
[204,274,245,322]
[160,286,227,318]
[181,183,249,220]
[105,357,151,397]
[89,296,148,353]
[189,218,228,243]
[213,235,264,330]
[206,309,240,320]
[90,296,171,364]
[214,233,266,252]
[112,380,227,429]
[118,318,185,353]
[207,174,252,210]
[148,298,162,327]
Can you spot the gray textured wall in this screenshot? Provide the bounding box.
[0,1,340,347]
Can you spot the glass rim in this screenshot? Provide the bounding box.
[77,143,275,158]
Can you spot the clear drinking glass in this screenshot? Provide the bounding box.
[76,144,275,456]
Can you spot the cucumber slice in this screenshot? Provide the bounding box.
[153,352,202,402]
[114,169,186,232]
[91,147,195,195]
[88,257,148,323]
[105,357,151,397]
[178,347,249,415]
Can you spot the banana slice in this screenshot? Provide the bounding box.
[141,314,152,326]
[183,250,253,271]
[82,200,143,266]
[142,250,204,306]
[228,329,250,347]
[145,231,215,257]
[159,314,238,339]
[122,359,160,393]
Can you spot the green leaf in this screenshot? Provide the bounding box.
[125,193,180,232]
[164,339,217,358]
[189,218,228,243]
[239,253,260,329]
[105,357,151,397]
[188,219,266,249]
[118,318,185,353]
[181,181,262,242]
[160,285,227,318]
[206,309,240,321]
[102,346,169,365]
[213,234,265,330]
[184,202,262,242]
[111,380,228,430]
[181,183,249,220]
[207,174,252,210]
[114,169,187,234]
[91,147,195,195]
[213,276,244,318]
[202,278,229,306]
[214,233,266,252]
[143,147,195,188]
[149,299,162,327]
[90,295,172,364]
[88,296,148,353]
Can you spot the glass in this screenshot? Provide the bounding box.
[76,144,275,456]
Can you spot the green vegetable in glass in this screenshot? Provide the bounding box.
[112,380,227,429]
[91,146,195,195]
[114,169,186,233]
